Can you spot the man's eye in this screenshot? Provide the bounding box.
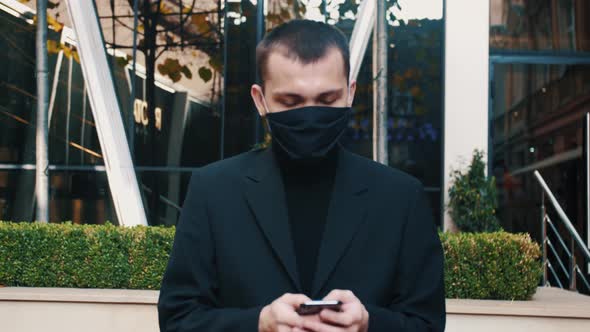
[320,99,337,105]
[281,101,298,107]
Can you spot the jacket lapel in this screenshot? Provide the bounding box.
[242,148,302,292]
[311,148,369,297]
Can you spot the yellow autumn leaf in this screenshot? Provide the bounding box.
[409,86,422,98]
[62,47,72,59]
[159,2,172,15]
[47,15,63,32]
[47,40,62,54]
[72,50,80,63]
[191,14,209,35]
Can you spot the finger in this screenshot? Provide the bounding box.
[302,319,343,332]
[322,289,357,303]
[277,324,293,332]
[319,308,360,327]
[273,303,305,327]
[281,293,313,308]
[292,327,310,332]
[301,314,323,323]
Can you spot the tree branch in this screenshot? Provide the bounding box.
[104,42,135,49]
[155,0,196,34]
[102,16,145,37]
[155,40,220,48]
[99,9,219,19]
[155,46,168,60]
[104,40,220,49]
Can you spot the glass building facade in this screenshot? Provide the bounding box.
[489,0,590,232]
[0,0,445,227]
[489,0,590,290]
[2,0,588,294]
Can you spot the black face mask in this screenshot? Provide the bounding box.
[265,105,351,160]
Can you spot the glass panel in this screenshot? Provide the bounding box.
[490,0,590,52]
[96,0,225,166]
[0,9,59,165]
[336,0,445,225]
[48,56,105,166]
[491,63,589,241]
[387,17,443,191]
[92,1,226,224]
[1,1,444,226]
[0,170,36,222]
[137,170,194,226]
[181,101,222,167]
[0,169,117,224]
[222,0,263,157]
[49,170,118,225]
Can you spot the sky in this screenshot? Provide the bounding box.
[302,0,443,23]
[393,0,443,22]
[241,0,443,24]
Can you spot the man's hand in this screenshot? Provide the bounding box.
[294,290,369,332]
[259,293,312,332]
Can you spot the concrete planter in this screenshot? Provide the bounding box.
[447,287,590,332]
[0,286,589,331]
[0,287,158,332]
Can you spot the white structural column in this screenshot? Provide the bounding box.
[65,0,147,226]
[443,1,490,232]
[349,0,375,82]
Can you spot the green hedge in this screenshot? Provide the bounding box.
[441,231,542,300]
[0,221,173,290]
[0,221,542,300]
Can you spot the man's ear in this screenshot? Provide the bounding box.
[347,80,357,107]
[250,84,267,117]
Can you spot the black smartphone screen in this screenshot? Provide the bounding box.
[296,300,343,315]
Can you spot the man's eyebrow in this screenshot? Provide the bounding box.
[272,88,344,99]
[317,88,344,98]
[272,92,304,99]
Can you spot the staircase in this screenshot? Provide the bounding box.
[535,170,590,294]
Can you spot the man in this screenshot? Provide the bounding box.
[158,20,445,332]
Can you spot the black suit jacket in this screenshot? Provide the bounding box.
[158,146,446,331]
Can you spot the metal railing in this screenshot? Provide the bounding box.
[534,170,590,292]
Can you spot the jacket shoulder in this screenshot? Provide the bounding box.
[189,147,264,183]
[345,150,424,192]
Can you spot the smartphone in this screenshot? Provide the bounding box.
[296,300,343,315]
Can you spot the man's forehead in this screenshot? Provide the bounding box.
[266,47,345,73]
[272,87,345,97]
[264,48,348,94]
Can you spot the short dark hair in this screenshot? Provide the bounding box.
[256,20,350,87]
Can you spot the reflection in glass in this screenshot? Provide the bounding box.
[137,170,193,226]
[95,0,225,224]
[0,169,118,225]
[0,170,35,222]
[223,0,262,157]
[491,64,589,241]
[49,171,118,225]
[490,0,590,52]
[335,1,444,225]
[48,55,104,166]
[1,1,444,226]
[0,10,56,165]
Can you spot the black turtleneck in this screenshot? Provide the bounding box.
[273,143,339,295]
